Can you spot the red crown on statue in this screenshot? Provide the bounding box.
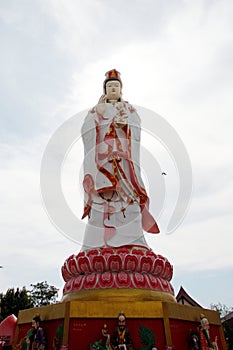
[103,69,122,92]
[105,69,121,81]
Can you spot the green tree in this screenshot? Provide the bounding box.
[29,281,59,307]
[0,287,33,321]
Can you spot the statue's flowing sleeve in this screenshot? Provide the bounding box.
[127,105,159,233]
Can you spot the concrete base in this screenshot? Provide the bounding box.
[14,300,227,349]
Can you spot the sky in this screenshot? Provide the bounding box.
[0,0,233,309]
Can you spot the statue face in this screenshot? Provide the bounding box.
[32,320,38,329]
[118,315,126,331]
[201,319,209,331]
[105,80,121,100]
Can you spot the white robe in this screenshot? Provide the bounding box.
[81,101,159,251]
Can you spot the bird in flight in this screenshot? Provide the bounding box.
[162,172,167,175]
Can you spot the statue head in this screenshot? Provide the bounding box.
[103,69,122,100]
[118,312,126,331]
[32,314,41,329]
[200,315,209,330]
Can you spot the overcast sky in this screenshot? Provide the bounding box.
[1,0,233,309]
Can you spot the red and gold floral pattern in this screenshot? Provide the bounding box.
[62,245,174,297]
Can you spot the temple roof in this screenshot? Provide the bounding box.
[176,286,202,307]
[221,310,233,323]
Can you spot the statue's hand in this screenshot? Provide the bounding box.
[98,94,107,104]
[97,95,107,115]
[114,114,128,128]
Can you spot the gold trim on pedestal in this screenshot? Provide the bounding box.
[61,288,176,303]
[15,300,225,349]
